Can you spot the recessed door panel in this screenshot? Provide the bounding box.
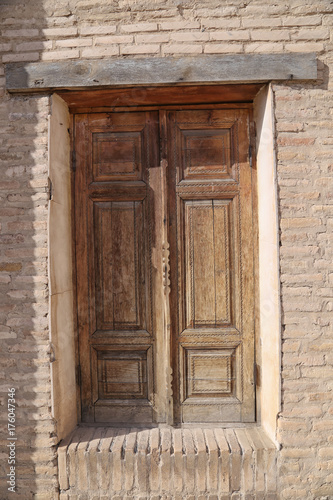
[184,199,232,329]
[92,130,143,182]
[94,200,147,332]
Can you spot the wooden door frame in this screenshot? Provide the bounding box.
[48,84,280,443]
[71,96,258,425]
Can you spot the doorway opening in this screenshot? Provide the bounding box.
[73,102,257,426]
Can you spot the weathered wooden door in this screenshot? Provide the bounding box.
[74,106,256,424]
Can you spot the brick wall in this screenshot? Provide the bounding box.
[0,1,332,498]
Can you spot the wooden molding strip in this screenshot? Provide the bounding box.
[5,53,317,92]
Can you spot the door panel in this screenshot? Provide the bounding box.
[92,130,143,182]
[94,200,147,332]
[184,199,232,328]
[167,108,255,423]
[75,111,160,423]
[74,106,255,425]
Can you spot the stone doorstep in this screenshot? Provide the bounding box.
[57,425,277,498]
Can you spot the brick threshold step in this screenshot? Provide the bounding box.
[58,426,277,499]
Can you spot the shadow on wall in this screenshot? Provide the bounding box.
[0,1,59,498]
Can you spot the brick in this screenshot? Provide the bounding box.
[183,429,195,492]
[136,429,149,492]
[280,217,321,228]
[250,29,290,41]
[279,420,308,431]
[0,329,17,339]
[41,49,80,61]
[0,263,22,272]
[204,429,218,492]
[170,32,210,42]
[79,25,117,36]
[276,122,305,132]
[56,440,72,491]
[163,44,202,55]
[209,30,250,41]
[313,420,333,431]
[196,7,237,17]
[16,41,52,51]
[2,52,39,63]
[193,428,207,493]
[76,428,95,491]
[301,366,333,378]
[282,339,302,351]
[121,44,160,55]
[283,352,325,366]
[280,448,315,459]
[98,429,114,490]
[34,491,58,500]
[313,483,333,498]
[159,21,200,30]
[282,405,323,418]
[283,15,322,26]
[315,177,333,187]
[280,487,308,499]
[319,447,333,458]
[136,33,170,43]
[160,428,172,492]
[148,428,160,493]
[95,35,133,45]
[111,432,125,492]
[291,28,330,40]
[123,430,136,491]
[242,17,282,28]
[201,18,241,29]
[204,44,243,54]
[245,43,285,53]
[317,460,333,471]
[280,244,319,256]
[81,46,119,58]
[55,38,93,48]
[121,23,158,33]
[42,27,78,37]
[2,29,39,38]
[277,137,316,146]
[284,42,325,52]
[173,428,183,493]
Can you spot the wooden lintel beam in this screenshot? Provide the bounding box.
[5,53,317,93]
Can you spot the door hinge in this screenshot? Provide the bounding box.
[76,364,81,387]
[72,149,76,172]
[48,177,53,201]
[254,362,260,387]
[249,120,257,169]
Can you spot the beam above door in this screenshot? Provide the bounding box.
[5,53,317,93]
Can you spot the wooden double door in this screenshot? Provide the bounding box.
[74,105,256,425]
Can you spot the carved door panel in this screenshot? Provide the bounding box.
[74,107,255,424]
[167,109,255,423]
